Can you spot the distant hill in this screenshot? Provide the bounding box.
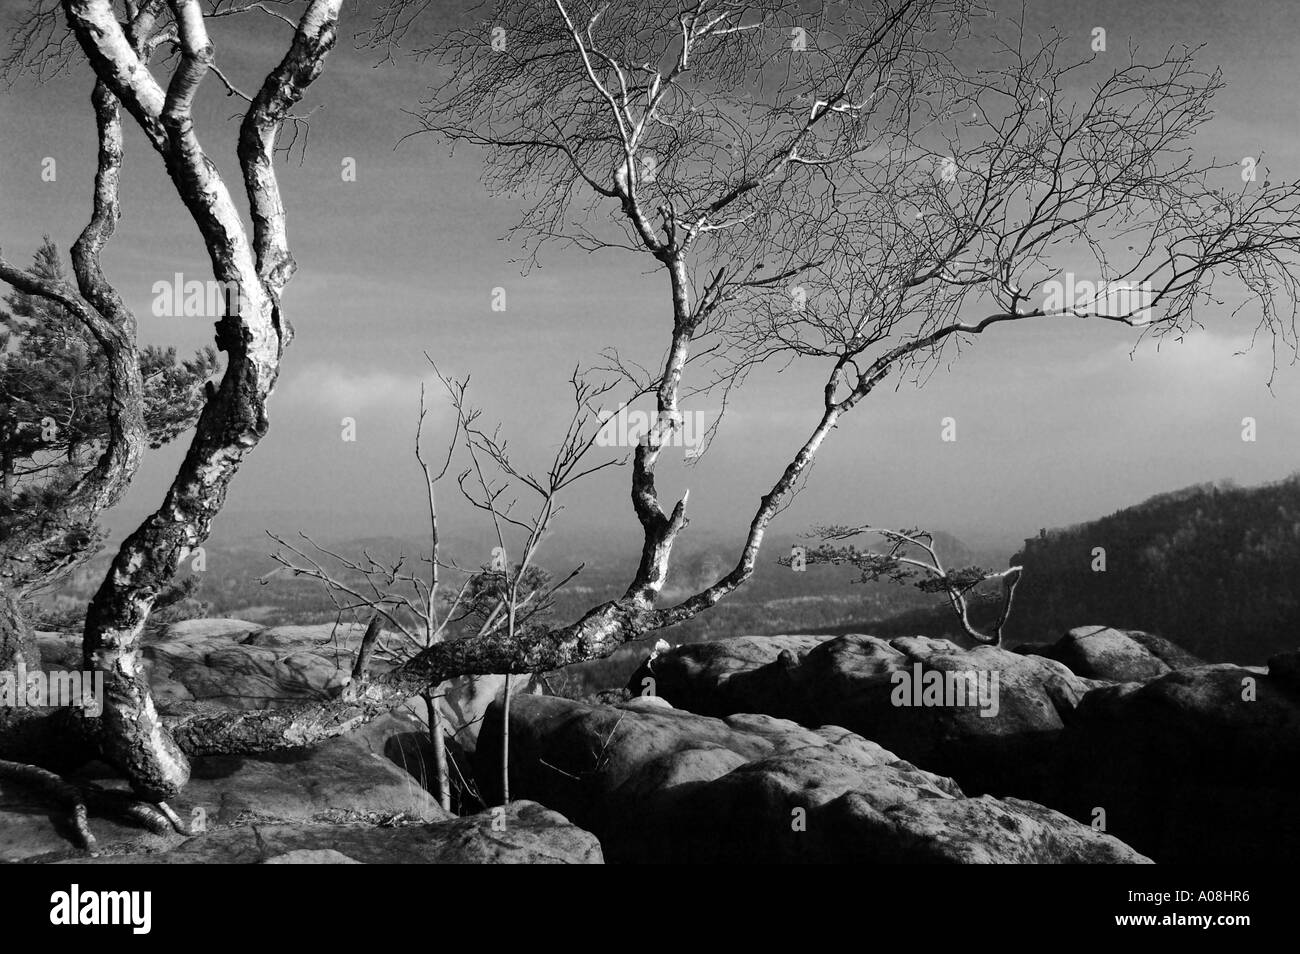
[1000,475,1300,663]
[33,517,1013,695]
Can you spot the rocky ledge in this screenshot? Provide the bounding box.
[474,694,1149,863]
[628,627,1300,863]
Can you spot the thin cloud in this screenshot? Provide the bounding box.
[277,362,431,418]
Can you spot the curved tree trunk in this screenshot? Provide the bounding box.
[0,76,148,680]
[60,0,343,801]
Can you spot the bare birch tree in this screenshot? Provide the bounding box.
[158,0,1300,755]
[364,0,1300,672]
[6,0,1300,846]
[263,364,608,809]
[1,0,345,837]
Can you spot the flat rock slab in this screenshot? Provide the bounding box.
[143,622,368,712]
[47,801,603,864]
[1,772,171,862]
[155,618,268,643]
[1,732,447,863]
[178,732,447,827]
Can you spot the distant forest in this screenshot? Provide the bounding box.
[1001,475,1300,663]
[34,476,1300,681]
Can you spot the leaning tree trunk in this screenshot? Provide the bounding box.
[3,0,915,787]
[60,0,344,801]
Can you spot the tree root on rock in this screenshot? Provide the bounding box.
[0,758,190,857]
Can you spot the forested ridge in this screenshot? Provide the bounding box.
[1003,475,1300,662]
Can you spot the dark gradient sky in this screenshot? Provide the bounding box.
[3,0,1299,561]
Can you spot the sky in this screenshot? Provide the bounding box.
[2,0,1300,565]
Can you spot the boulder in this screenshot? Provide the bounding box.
[144,621,368,712]
[178,733,448,827]
[1017,625,1196,681]
[437,672,546,755]
[475,694,1149,863]
[630,632,1097,801]
[143,622,516,794]
[631,634,830,714]
[47,802,603,864]
[1121,629,1205,671]
[1060,661,1300,864]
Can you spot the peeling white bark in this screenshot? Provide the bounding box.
[60,0,343,800]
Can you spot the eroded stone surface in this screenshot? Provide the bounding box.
[44,802,603,865]
[630,633,1096,800]
[475,695,1149,863]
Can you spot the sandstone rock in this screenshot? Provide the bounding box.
[158,618,266,643]
[1015,626,1203,680]
[48,802,603,864]
[1042,626,1173,681]
[138,616,553,806]
[0,771,167,862]
[147,621,421,714]
[476,695,1148,863]
[178,733,448,827]
[620,694,673,712]
[1,730,448,862]
[4,621,449,862]
[143,630,343,712]
[437,672,546,755]
[262,849,362,864]
[633,630,1300,864]
[145,623,445,794]
[239,622,386,659]
[1061,662,1300,864]
[634,634,830,716]
[630,632,1094,801]
[5,617,561,862]
[1120,629,1205,671]
[151,621,541,759]
[55,618,535,779]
